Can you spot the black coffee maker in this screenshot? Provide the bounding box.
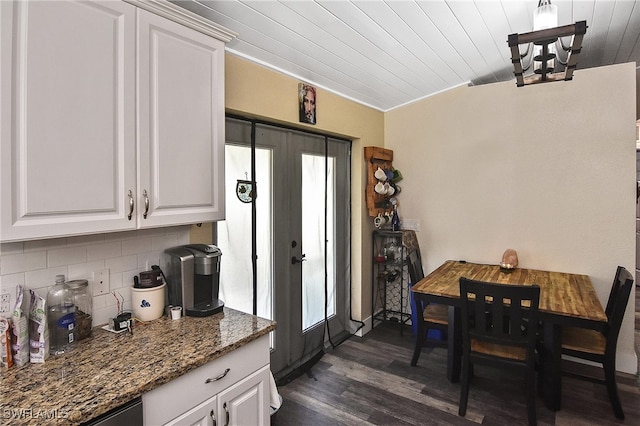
[162,244,224,317]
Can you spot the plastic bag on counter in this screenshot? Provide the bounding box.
[11,285,30,366]
[0,318,13,368]
[29,290,48,363]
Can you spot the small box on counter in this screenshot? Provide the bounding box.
[113,312,132,332]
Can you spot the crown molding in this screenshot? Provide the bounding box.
[124,0,237,42]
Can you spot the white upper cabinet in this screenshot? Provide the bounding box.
[0,0,137,241]
[137,8,225,228]
[0,0,233,242]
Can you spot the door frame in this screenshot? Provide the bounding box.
[222,116,353,380]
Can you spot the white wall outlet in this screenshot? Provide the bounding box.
[93,269,110,296]
[0,292,11,315]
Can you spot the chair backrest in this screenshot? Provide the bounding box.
[604,266,624,319]
[407,249,424,285]
[604,266,634,353]
[459,278,540,359]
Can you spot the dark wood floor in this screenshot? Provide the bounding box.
[272,290,640,426]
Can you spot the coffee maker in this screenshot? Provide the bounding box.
[162,244,224,317]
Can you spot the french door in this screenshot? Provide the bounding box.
[219,118,351,378]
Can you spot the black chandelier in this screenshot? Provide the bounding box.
[508,0,587,87]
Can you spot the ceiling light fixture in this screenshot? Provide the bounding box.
[508,0,587,87]
[533,0,558,73]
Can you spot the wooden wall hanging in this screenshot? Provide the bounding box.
[364,146,393,217]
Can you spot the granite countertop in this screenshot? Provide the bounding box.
[0,308,276,425]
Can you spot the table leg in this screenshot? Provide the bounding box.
[410,294,425,366]
[447,306,461,383]
[542,321,562,411]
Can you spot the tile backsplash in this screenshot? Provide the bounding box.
[0,226,191,326]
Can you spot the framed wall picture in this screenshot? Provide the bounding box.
[298,83,316,125]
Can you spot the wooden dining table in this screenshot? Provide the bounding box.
[411,259,608,411]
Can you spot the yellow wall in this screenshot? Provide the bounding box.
[225,54,384,324]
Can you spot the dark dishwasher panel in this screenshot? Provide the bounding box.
[82,397,143,426]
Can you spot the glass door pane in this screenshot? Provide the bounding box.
[218,143,273,322]
[301,153,336,330]
[223,118,351,379]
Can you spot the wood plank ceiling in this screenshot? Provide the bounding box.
[174,0,640,111]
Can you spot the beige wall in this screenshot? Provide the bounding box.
[636,67,639,120]
[385,62,637,373]
[225,54,384,325]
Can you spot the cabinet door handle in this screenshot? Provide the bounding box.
[204,367,230,384]
[223,402,229,426]
[143,189,149,219]
[210,409,216,426]
[127,190,134,220]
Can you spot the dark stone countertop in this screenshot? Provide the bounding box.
[0,308,276,424]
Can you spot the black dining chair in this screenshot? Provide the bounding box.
[560,265,634,420]
[458,278,540,426]
[408,249,449,367]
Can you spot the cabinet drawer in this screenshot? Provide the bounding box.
[143,335,269,426]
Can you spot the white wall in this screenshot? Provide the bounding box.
[0,226,190,327]
[386,63,637,374]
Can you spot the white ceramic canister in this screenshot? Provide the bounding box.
[131,283,166,321]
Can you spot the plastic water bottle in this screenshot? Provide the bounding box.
[47,275,76,355]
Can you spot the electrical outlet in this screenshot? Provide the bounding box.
[93,269,110,296]
[0,293,10,314]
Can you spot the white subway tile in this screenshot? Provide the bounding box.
[67,233,106,247]
[94,306,116,327]
[105,255,138,274]
[31,288,47,300]
[0,274,25,316]
[122,270,138,290]
[176,232,190,246]
[137,227,168,240]
[68,261,105,281]
[137,251,162,270]
[1,227,190,325]
[0,242,24,255]
[0,273,24,290]
[110,272,124,290]
[24,238,67,252]
[47,246,87,267]
[87,241,122,261]
[152,234,182,252]
[107,287,131,317]
[122,237,152,256]
[93,293,108,309]
[1,251,47,275]
[105,230,139,243]
[25,267,67,290]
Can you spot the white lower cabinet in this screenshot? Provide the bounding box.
[166,366,269,426]
[216,366,270,426]
[166,393,218,426]
[142,335,270,426]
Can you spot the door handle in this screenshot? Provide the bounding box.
[291,254,306,264]
[204,368,230,383]
[142,189,149,219]
[127,190,134,220]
